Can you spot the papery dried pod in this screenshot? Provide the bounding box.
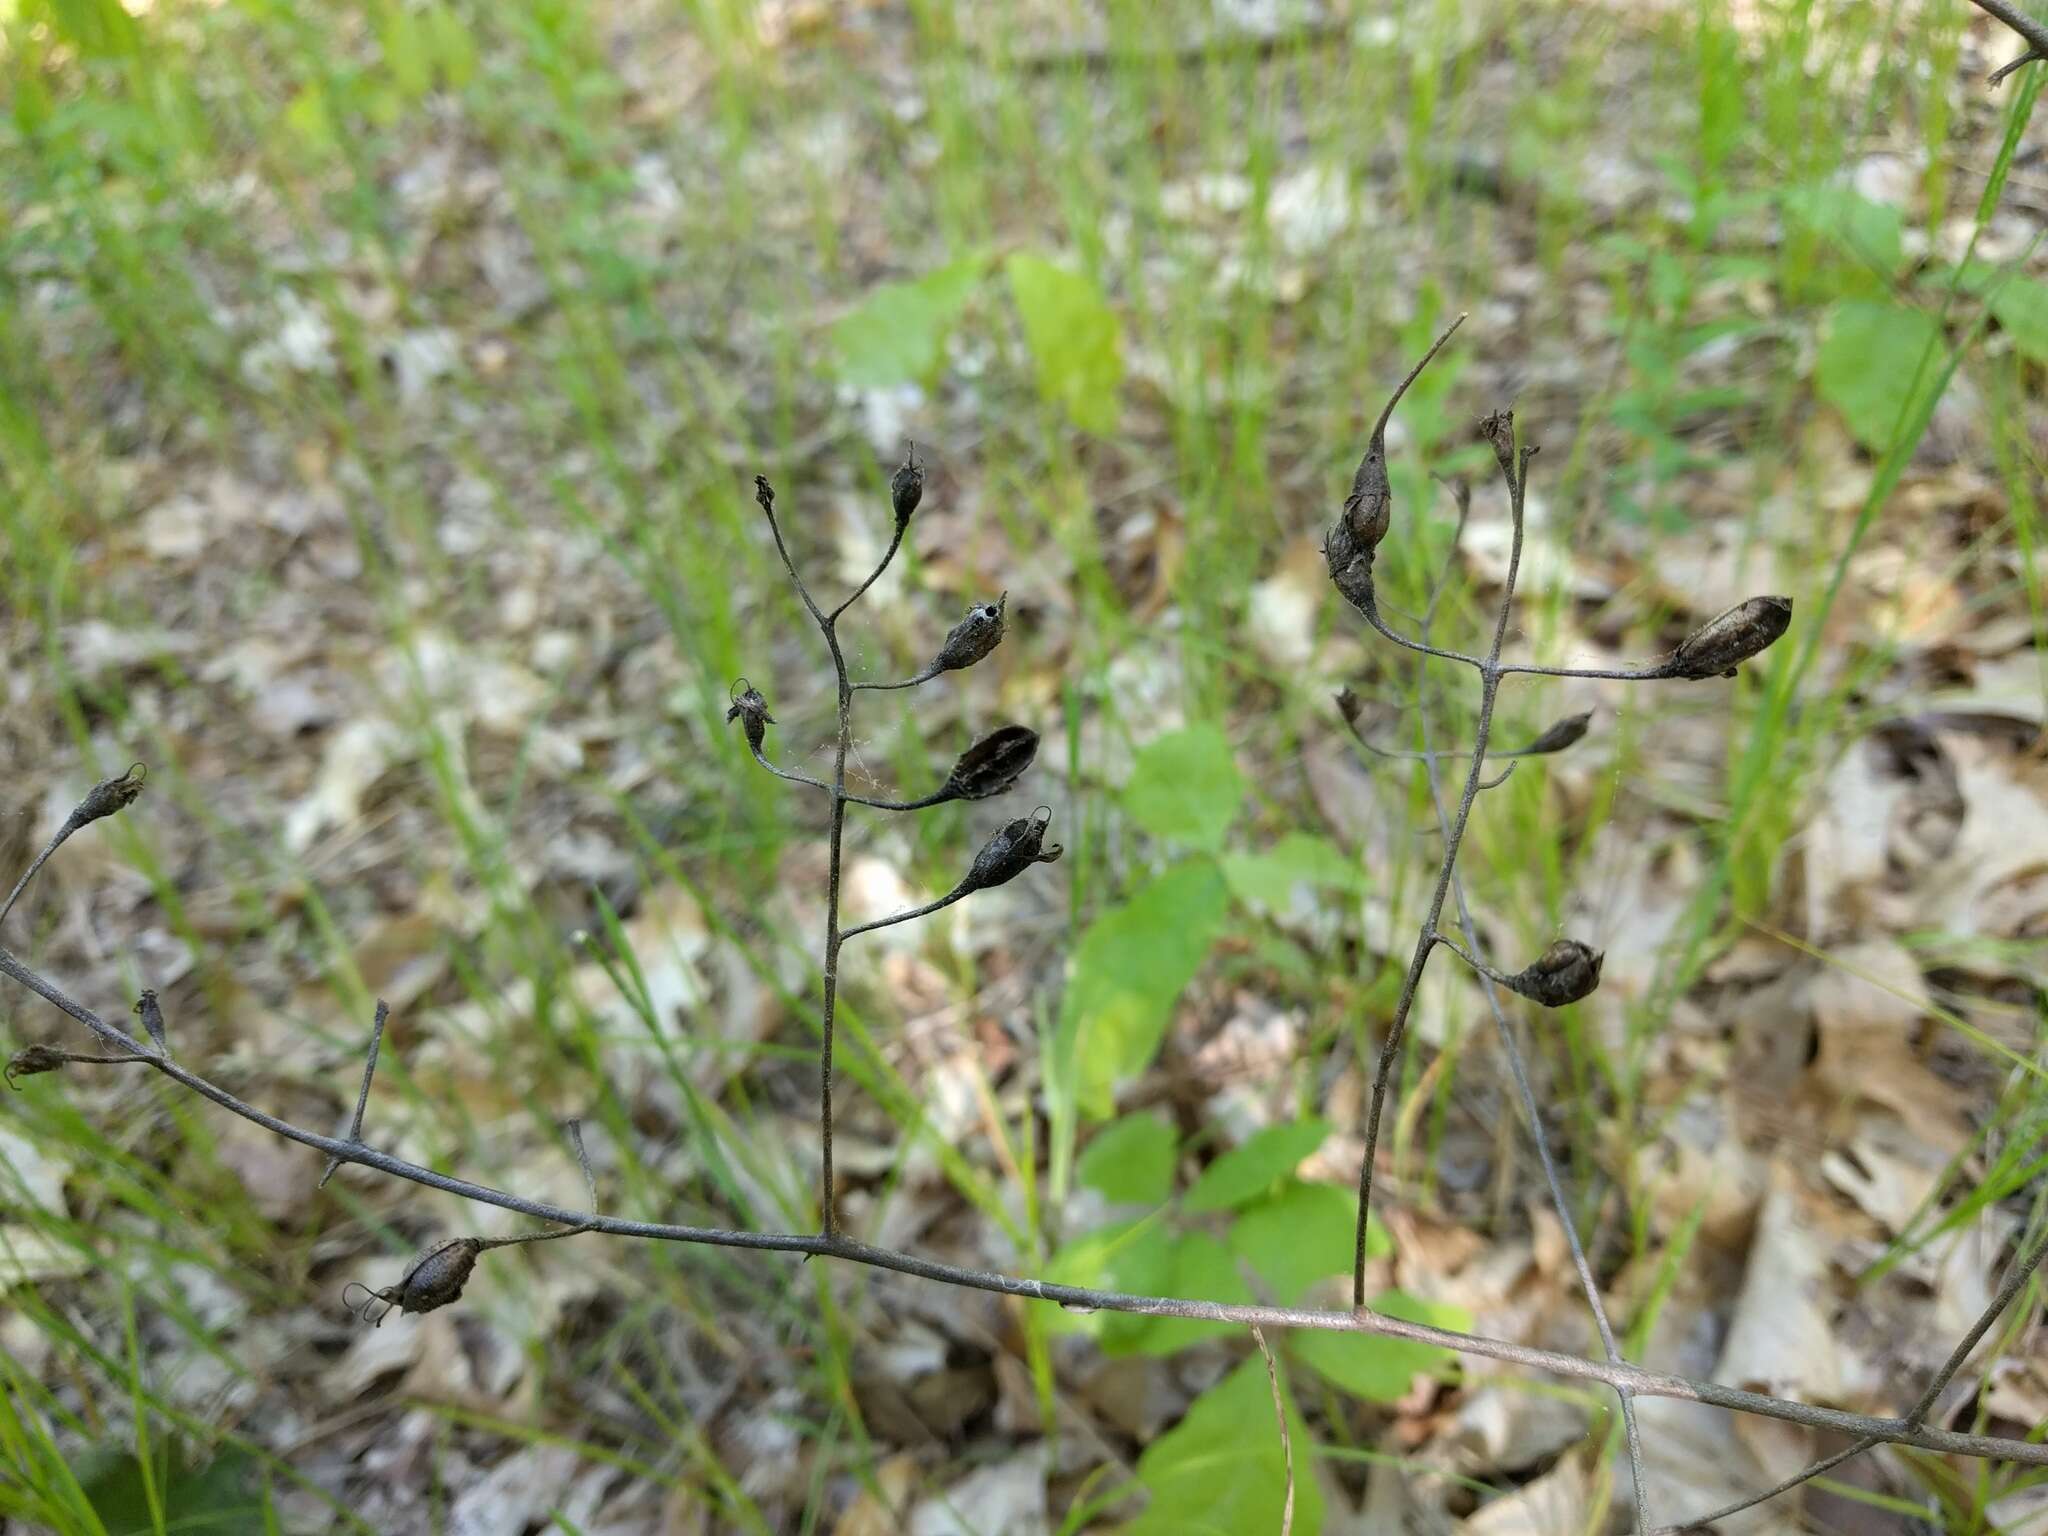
[134,990,167,1055]
[1500,940,1604,1007]
[1668,596,1793,680]
[931,594,1007,674]
[941,724,1039,801]
[344,1237,483,1326]
[5,1044,67,1089]
[890,446,925,527]
[753,474,776,514]
[75,763,147,826]
[1334,687,1367,731]
[725,679,776,753]
[961,807,1063,892]
[1324,317,1466,611]
[1478,409,1517,475]
[1514,710,1593,756]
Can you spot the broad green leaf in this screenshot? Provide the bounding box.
[1228,1178,1386,1305]
[1184,1118,1331,1214]
[1993,278,2048,362]
[1782,183,1905,276]
[1077,1111,1178,1206]
[1005,252,1123,433]
[1288,1290,1470,1402]
[1124,724,1246,852]
[1055,860,1231,1121]
[1042,1217,1175,1352]
[830,256,984,388]
[1223,833,1364,911]
[1124,1233,1257,1356]
[1122,1357,1324,1536]
[1814,300,1946,450]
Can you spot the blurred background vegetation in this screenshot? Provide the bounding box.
[1,0,2045,1531]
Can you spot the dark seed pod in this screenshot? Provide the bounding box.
[1500,940,1603,1007]
[725,679,776,753]
[961,807,1063,893]
[345,1237,483,1326]
[890,446,925,528]
[1334,687,1367,731]
[1514,711,1593,756]
[75,763,147,827]
[5,1045,67,1089]
[1324,317,1466,612]
[753,475,775,514]
[941,725,1039,801]
[134,990,167,1055]
[1478,409,1517,475]
[930,594,1007,674]
[1669,597,1793,680]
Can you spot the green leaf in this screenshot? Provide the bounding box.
[1122,1357,1324,1536]
[1077,1111,1178,1206]
[1184,1118,1331,1214]
[1124,1232,1257,1356]
[1042,1217,1176,1352]
[1055,860,1231,1121]
[830,255,984,389]
[1288,1290,1470,1402]
[1005,252,1123,433]
[1228,1178,1386,1305]
[1782,182,1905,276]
[1123,724,1246,852]
[1814,300,1947,450]
[1993,278,2048,362]
[1223,833,1364,911]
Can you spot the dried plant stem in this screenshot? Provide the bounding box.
[1651,1220,2048,1532]
[7,934,2046,1468]
[1350,428,1529,1306]
[319,1000,390,1189]
[1252,1325,1295,1536]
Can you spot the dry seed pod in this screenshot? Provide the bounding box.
[75,763,147,827]
[134,990,167,1055]
[344,1237,483,1326]
[1669,596,1793,680]
[930,594,1007,674]
[1324,317,1466,611]
[725,679,776,753]
[5,1044,67,1089]
[1500,940,1604,1007]
[941,725,1039,801]
[1515,711,1593,756]
[753,475,776,514]
[890,447,925,527]
[961,807,1063,892]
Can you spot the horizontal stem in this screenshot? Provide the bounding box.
[838,883,971,939]
[3,942,2046,1469]
[851,664,942,694]
[746,740,831,794]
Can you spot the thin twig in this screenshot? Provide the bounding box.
[1968,0,2048,80]
[838,884,974,941]
[319,999,390,1189]
[0,765,147,930]
[1252,1325,1295,1536]
[1651,1219,2048,1532]
[5,937,2045,1468]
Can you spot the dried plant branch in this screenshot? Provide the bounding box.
[0,764,147,930]
[1651,1221,2048,1532]
[1969,0,2048,82]
[1252,1325,1296,1536]
[319,999,390,1189]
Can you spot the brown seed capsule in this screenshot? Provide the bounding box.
[1334,687,1367,731]
[74,763,147,827]
[345,1237,483,1326]
[961,807,1063,892]
[753,475,775,514]
[134,990,167,1056]
[1500,940,1604,1007]
[1668,597,1793,680]
[941,725,1039,801]
[5,1044,68,1089]
[930,594,1007,675]
[1325,317,1466,612]
[1478,409,1517,475]
[725,679,776,754]
[1514,711,1593,756]
[890,446,925,527]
